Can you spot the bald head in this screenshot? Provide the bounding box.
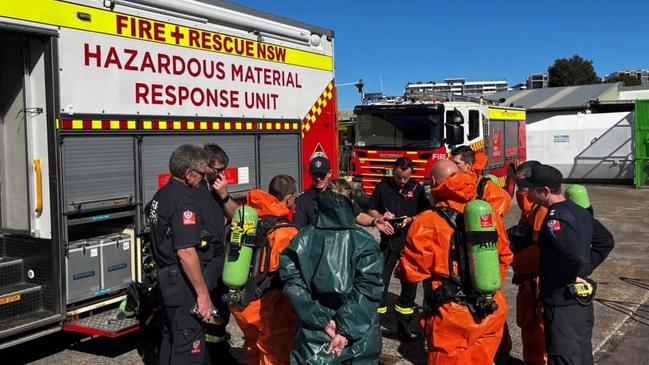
[430,160,459,187]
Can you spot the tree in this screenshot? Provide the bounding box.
[605,74,641,86]
[548,55,601,87]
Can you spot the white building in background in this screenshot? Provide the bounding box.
[605,69,649,86]
[405,78,508,96]
[526,73,549,89]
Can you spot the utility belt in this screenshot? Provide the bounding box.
[423,277,499,320]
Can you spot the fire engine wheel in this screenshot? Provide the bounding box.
[505,166,516,196]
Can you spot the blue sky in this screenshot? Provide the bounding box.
[234,0,648,110]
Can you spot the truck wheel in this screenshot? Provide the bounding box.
[505,166,516,196]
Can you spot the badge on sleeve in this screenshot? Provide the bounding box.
[190,339,202,355]
[547,219,560,231]
[183,210,196,225]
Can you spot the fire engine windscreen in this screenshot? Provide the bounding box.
[354,110,443,149]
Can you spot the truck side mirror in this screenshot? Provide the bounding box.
[445,124,464,145]
[446,108,464,125]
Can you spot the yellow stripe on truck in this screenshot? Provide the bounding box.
[0,0,333,71]
[488,108,526,121]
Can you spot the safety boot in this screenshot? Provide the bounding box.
[206,334,240,365]
[395,309,418,342]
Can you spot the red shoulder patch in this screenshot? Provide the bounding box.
[547,219,560,231]
[183,210,196,225]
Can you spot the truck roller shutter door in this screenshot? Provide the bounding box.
[258,134,300,192]
[62,137,135,211]
[141,135,257,203]
[505,121,519,159]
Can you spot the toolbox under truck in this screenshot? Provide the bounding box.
[350,100,526,196]
[0,0,337,348]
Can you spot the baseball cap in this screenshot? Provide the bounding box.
[309,156,330,175]
[525,164,563,190]
[515,160,541,188]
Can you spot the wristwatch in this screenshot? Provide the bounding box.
[222,194,232,203]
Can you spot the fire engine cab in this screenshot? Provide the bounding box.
[350,98,526,197]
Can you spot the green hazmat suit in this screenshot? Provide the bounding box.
[279,191,383,365]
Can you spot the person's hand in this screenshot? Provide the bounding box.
[375,217,395,236]
[326,334,348,356]
[402,216,413,226]
[196,294,213,322]
[324,320,336,338]
[212,172,229,200]
[575,277,588,284]
[383,210,395,219]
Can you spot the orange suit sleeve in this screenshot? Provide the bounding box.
[397,211,438,284]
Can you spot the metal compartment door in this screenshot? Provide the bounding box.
[259,134,301,192]
[62,136,135,211]
[141,135,257,203]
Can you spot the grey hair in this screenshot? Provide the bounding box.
[169,144,207,178]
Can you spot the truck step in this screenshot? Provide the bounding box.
[63,307,139,338]
[0,257,24,289]
[0,283,42,323]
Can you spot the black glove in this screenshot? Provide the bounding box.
[507,224,531,254]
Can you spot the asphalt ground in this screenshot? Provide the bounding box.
[1,184,648,365]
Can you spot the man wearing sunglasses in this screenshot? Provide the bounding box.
[199,143,240,364]
[293,156,393,235]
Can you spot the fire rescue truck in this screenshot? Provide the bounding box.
[350,96,526,197]
[0,0,337,348]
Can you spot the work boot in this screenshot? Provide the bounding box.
[395,311,418,342]
[206,335,240,365]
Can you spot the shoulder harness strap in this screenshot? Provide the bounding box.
[476,177,490,201]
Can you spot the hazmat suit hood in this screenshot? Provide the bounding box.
[471,151,488,176]
[431,172,477,212]
[314,191,356,230]
[246,189,289,218]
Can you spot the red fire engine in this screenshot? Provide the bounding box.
[350,100,526,196]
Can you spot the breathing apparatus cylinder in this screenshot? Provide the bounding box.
[566,184,590,209]
[484,174,498,183]
[463,199,501,294]
[222,206,258,290]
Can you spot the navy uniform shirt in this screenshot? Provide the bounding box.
[194,182,226,261]
[146,178,204,268]
[368,178,429,249]
[293,187,362,229]
[538,199,594,305]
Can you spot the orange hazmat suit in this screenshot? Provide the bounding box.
[398,172,512,365]
[511,192,548,365]
[230,189,298,365]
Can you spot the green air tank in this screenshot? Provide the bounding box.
[222,205,258,289]
[463,199,501,294]
[484,174,498,183]
[565,184,591,209]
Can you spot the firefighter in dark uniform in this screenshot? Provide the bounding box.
[146,144,214,364]
[368,157,430,340]
[199,143,239,364]
[293,156,393,233]
[525,164,614,365]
